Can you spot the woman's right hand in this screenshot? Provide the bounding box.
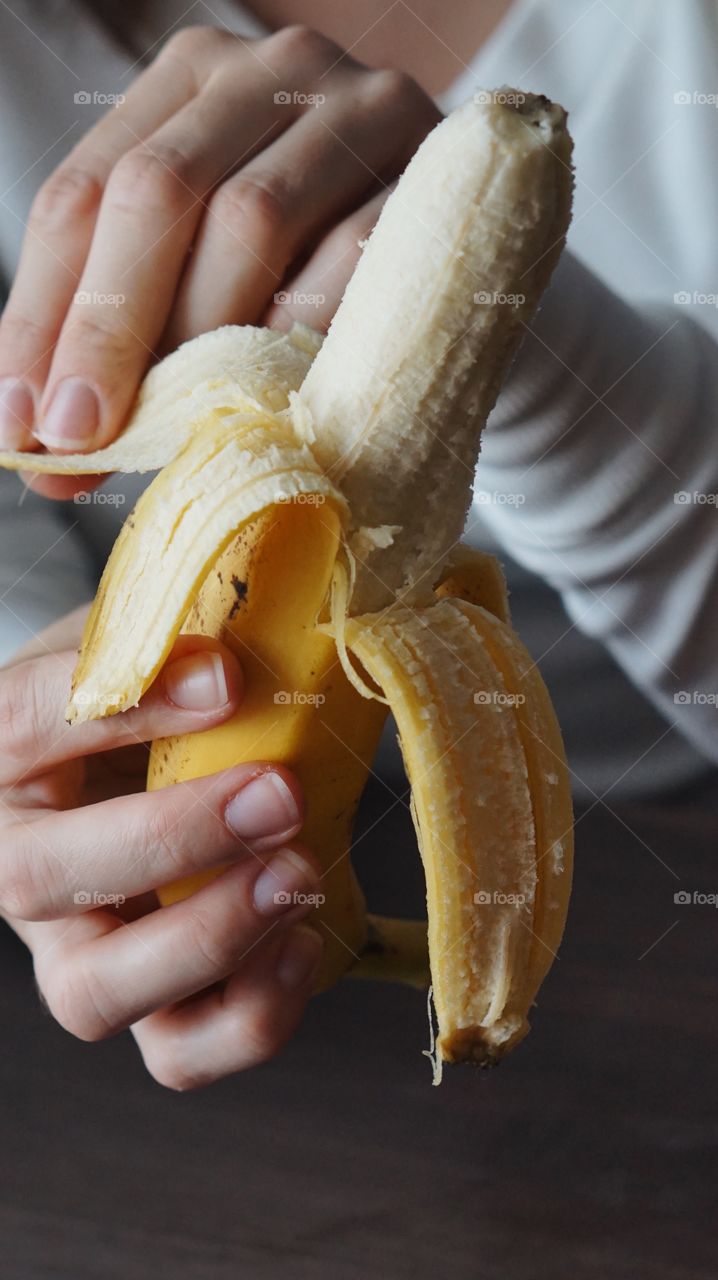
[0,610,324,1090]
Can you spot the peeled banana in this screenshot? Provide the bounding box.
[1,93,575,1076]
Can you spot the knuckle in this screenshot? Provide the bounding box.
[0,303,54,352]
[143,794,196,879]
[0,847,54,922]
[108,144,196,215]
[141,1037,203,1092]
[264,23,338,69]
[61,310,132,365]
[161,24,229,63]
[211,171,289,242]
[0,868,32,921]
[41,961,119,1043]
[30,165,102,232]
[180,903,243,977]
[0,660,43,778]
[236,1002,287,1067]
[365,68,423,113]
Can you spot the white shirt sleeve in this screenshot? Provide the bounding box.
[474,247,718,763]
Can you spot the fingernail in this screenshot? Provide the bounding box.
[0,378,34,448]
[38,377,100,449]
[225,773,300,842]
[277,925,323,990]
[253,848,319,916]
[164,650,229,711]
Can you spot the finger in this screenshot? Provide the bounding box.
[166,71,437,344]
[264,188,391,333]
[0,38,201,449]
[32,847,322,1041]
[132,924,323,1089]
[17,470,109,501]
[0,636,243,786]
[34,72,292,455]
[5,761,305,920]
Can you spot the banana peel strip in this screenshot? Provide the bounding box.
[0,325,321,475]
[67,412,347,722]
[343,600,572,1065]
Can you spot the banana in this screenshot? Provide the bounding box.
[2,93,575,1075]
[299,91,573,612]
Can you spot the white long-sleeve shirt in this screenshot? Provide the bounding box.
[1,0,717,801]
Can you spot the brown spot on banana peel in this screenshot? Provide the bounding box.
[228,575,248,620]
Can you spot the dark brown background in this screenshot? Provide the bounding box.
[1,772,716,1280]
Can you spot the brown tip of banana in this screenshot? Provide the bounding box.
[440,1022,529,1067]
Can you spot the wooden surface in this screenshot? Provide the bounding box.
[1,771,717,1280]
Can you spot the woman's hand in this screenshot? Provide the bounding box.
[0,24,440,493]
[0,608,324,1090]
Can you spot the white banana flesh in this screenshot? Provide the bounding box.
[299,93,573,613]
